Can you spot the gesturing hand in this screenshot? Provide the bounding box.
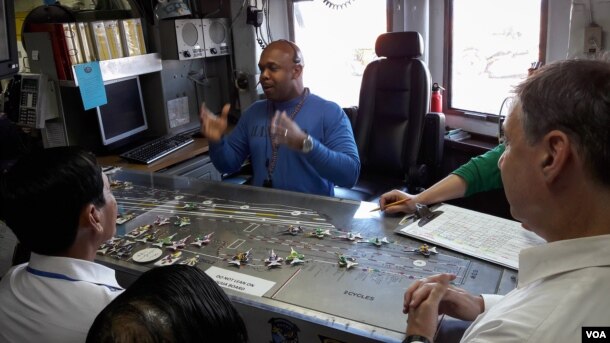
[269,111,308,150]
[200,103,230,143]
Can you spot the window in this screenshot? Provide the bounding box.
[292,0,386,107]
[446,0,547,117]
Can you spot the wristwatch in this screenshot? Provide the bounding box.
[404,335,431,343]
[302,135,313,153]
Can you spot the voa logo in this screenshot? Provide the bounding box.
[582,327,610,342]
[586,331,606,339]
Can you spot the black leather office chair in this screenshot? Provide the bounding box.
[335,31,444,201]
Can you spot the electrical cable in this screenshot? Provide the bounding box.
[230,0,248,31]
[256,27,262,46]
[264,0,272,43]
[497,96,513,142]
[128,0,148,24]
[227,0,247,117]
[256,27,266,49]
[149,0,157,23]
[204,0,223,18]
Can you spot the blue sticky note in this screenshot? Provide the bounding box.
[74,62,107,110]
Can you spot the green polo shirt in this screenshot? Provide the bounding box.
[452,144,505,197]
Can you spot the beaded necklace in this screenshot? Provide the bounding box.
[264,88,310,188]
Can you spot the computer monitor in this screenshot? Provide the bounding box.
[0,0,20,80]
[96,76,148,145]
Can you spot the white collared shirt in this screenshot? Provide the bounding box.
[0,253,123,343]
[461,234,610,342]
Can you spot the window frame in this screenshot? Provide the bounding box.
[443,0,548,122]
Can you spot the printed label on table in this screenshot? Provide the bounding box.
[205,266,275,297]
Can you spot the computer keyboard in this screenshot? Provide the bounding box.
[120,134,194,164]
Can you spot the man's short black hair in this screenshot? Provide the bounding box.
[0,146,105,255]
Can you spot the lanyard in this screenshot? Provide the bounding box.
[265,88,310,186]
[26,266,123,292]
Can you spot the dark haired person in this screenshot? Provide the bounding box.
[200,39,360,196]
[87,265,248,343]
[0,146,122,342]
[402,59,610,343]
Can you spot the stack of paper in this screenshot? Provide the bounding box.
[394,203,546,269]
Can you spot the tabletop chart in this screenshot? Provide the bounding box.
[97,170,518,343]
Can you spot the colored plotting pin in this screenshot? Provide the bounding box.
[306,228,331,239]
[125,224,152,238]
[337,232,362,241]
[154,251,183,266]
[361,237,389,247]
[134,229,160,243]
[97,237,122,255]
[337,254,358,269]
[154,216,170,226]
[152,233,177,248]
[410,244,438,257]
[179,255,200,266]
[191,232,214,247]
[174,216,191,227]
[167,235,191,251]
[182,202,199,210]
[285,247,305,265]
[113,243,135,259]
[282,225,304,236]
[228,249,252,267]
[264,249,284,268]
[116,213,136,225]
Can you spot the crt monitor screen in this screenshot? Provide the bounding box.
[96,76,148,145]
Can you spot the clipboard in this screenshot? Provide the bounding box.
[393,203,546,270]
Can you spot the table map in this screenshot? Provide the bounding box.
[96,170,518,342]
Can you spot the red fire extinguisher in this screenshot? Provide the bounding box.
[431,82,445,113]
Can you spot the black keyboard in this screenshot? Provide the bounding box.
[120,134,194,164]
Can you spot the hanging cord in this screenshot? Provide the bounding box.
[497,96,513,143]
[230,0,248,31]
[204,0,223,18]
[264,0,272,43]
[256,27,266,49]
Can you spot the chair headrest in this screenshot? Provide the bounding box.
[375,31,424,58]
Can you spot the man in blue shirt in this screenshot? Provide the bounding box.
[200,39,360,196]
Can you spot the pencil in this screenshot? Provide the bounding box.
[369,198,411,212]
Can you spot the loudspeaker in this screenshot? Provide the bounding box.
[202,18,231,57]
[159,19,205,60]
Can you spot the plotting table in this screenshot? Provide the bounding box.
[96,170,518,343]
